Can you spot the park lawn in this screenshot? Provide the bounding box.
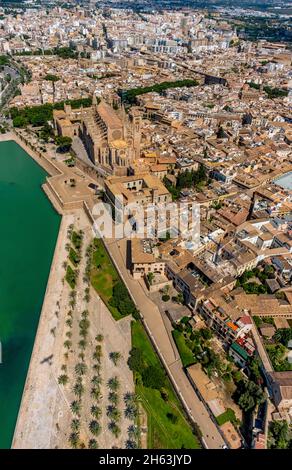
[132,321,201,449]
[216,408,237,426]
[90,238,127,321]
[172,330,196,368]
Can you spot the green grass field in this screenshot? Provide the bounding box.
[90,238,126,320]
[132,321,201,449]
[172,330,196,368]
[216,408,237,426]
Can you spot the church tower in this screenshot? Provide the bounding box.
[129,107,142,159]
[92,93,98,107]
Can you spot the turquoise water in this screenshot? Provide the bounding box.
[274,172,292,190]
[0,140,60,448]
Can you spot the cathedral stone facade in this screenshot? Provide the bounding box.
[53,96,142,175]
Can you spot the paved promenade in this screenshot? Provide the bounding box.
[12,214,74,448]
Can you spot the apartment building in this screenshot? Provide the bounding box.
[130,238,165,280]
[198,295,253,346]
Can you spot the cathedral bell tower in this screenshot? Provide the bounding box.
[129,107,142,160]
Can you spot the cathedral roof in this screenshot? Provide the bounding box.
[97,101,122,129]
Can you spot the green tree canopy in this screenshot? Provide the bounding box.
[141,365,165,390]
[127,347,145,373]
[44,74,60,82]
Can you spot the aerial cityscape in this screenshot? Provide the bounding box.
[0,0,291,455]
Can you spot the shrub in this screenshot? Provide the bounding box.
[65,265,76,289]
[167,412,178,424]
[160,387,169,401]
[72,231,82,250]
[127,347,145,373]
[69,247,80,266]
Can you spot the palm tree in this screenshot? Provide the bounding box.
[67,225,73,238]
[90,404,100,418]
[58,374,68,386]
[69,290,76,300]
[68,432,79,449]
[89,420,101,436]
[61,364,67,372]
[128,424,140,440]
[78,352,85,361]
[79,318,90,331]
[66,318,73,328]
[66,331,72,339]
[108,421,121,438]
[109,352,121,366]
[88,439,98,449]
[90,387,101,401]
[108,392,119,406]
[95,334,104,342]
[70,400,81,416]
[124,404,138,420]
[73,382,84,399]
[125,439,138,449]
[78,339,87,350]
[83,275,89,284]
[81,310,89,319]
[107,405,121,421]
[75,363,88,376]
[76,376,82,385]
[92,363,101,373]
[86,243,93,256]
[91,375,102,386]
[92,345,102,362]
[69,299,76,309]
[107,376,120,391]
[79,328,88,339]
[84,289,90,303]
[124,392,136,405]
[71,419,80,432]
[92,351,100,362]
[63,340,72,350]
